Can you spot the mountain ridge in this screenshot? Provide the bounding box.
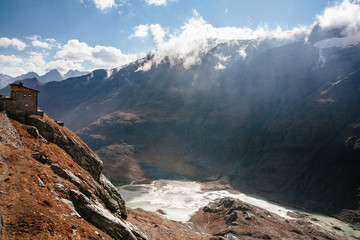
[0,69,89,88]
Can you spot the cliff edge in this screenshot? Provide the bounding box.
[0,113,145,239]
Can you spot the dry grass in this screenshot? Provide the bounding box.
[0,117,112,240]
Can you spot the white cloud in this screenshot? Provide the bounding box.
[0,55,24,66]
[55,39,92,62]
[55,39,136,67]
[317,0,360,36]
[45,38,57,43]
[136,12,309,71]
[0,53,45,77]
[92,0,116,10]
[28,51,47,67]
[32,40,52,49]
[132,24,150,38]
[0,51,78,77]
[26,35,60,49]
[149,24,166,44]
[0,37,27,51]
[0,36,136,77]
[92,45,135,65]
[131,24,167,44]
[144,0,169,6]
[26,35,41,41]
[314,0,360,48]
[45,60,83,73]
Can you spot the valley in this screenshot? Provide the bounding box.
[1,1,360,238]
[3,32,359,226]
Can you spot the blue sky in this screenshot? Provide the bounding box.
[0,0,357,77]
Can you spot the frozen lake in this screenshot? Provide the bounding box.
[118,179,360,239]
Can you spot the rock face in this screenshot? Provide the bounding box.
[69,189,141,240]
[190,197,345,240]
[0,113,144,239]
[27,115,103,182]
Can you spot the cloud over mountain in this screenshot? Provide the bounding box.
[317,0,360,36]
[134,11,309,70]
[315,0,360,49]
[133,1,360,71]
[1,0,359,77]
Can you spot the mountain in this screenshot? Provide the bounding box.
[64,69,89,79]
[40,69,64,82]
[0,73,14,89]
[2,25,360,225]
[13,71,40,81]
[4,69,89,85]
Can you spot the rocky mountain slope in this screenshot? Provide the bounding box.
[1,25,359,224]
[0,113,146,239]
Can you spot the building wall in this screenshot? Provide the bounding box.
[10,90,38,115]
[0,86,39,116]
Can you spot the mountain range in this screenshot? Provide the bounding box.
[0,69,89,88]
[1,24,359,225]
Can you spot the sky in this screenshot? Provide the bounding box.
[0,0,359,77]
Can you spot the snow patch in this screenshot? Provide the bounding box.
[314,32,360,49]
[214,62,226,71]
[317,48,327,68]
[237,46,248,59]
[214,53,231,62]
[135,61,152,72]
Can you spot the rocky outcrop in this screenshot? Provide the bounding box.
[0,114,144,239]
[190,197,346,240]
[26,115,103,181]
[69,189,143,240]
[0,113,22,149]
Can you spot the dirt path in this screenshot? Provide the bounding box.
[0,153,8,240]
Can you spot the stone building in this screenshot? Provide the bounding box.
[0,82,43,117]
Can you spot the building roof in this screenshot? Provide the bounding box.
[10,82,40,93]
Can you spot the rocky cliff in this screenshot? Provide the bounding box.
[0,113,145,239]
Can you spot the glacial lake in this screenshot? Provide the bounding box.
[118,179,360,240]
